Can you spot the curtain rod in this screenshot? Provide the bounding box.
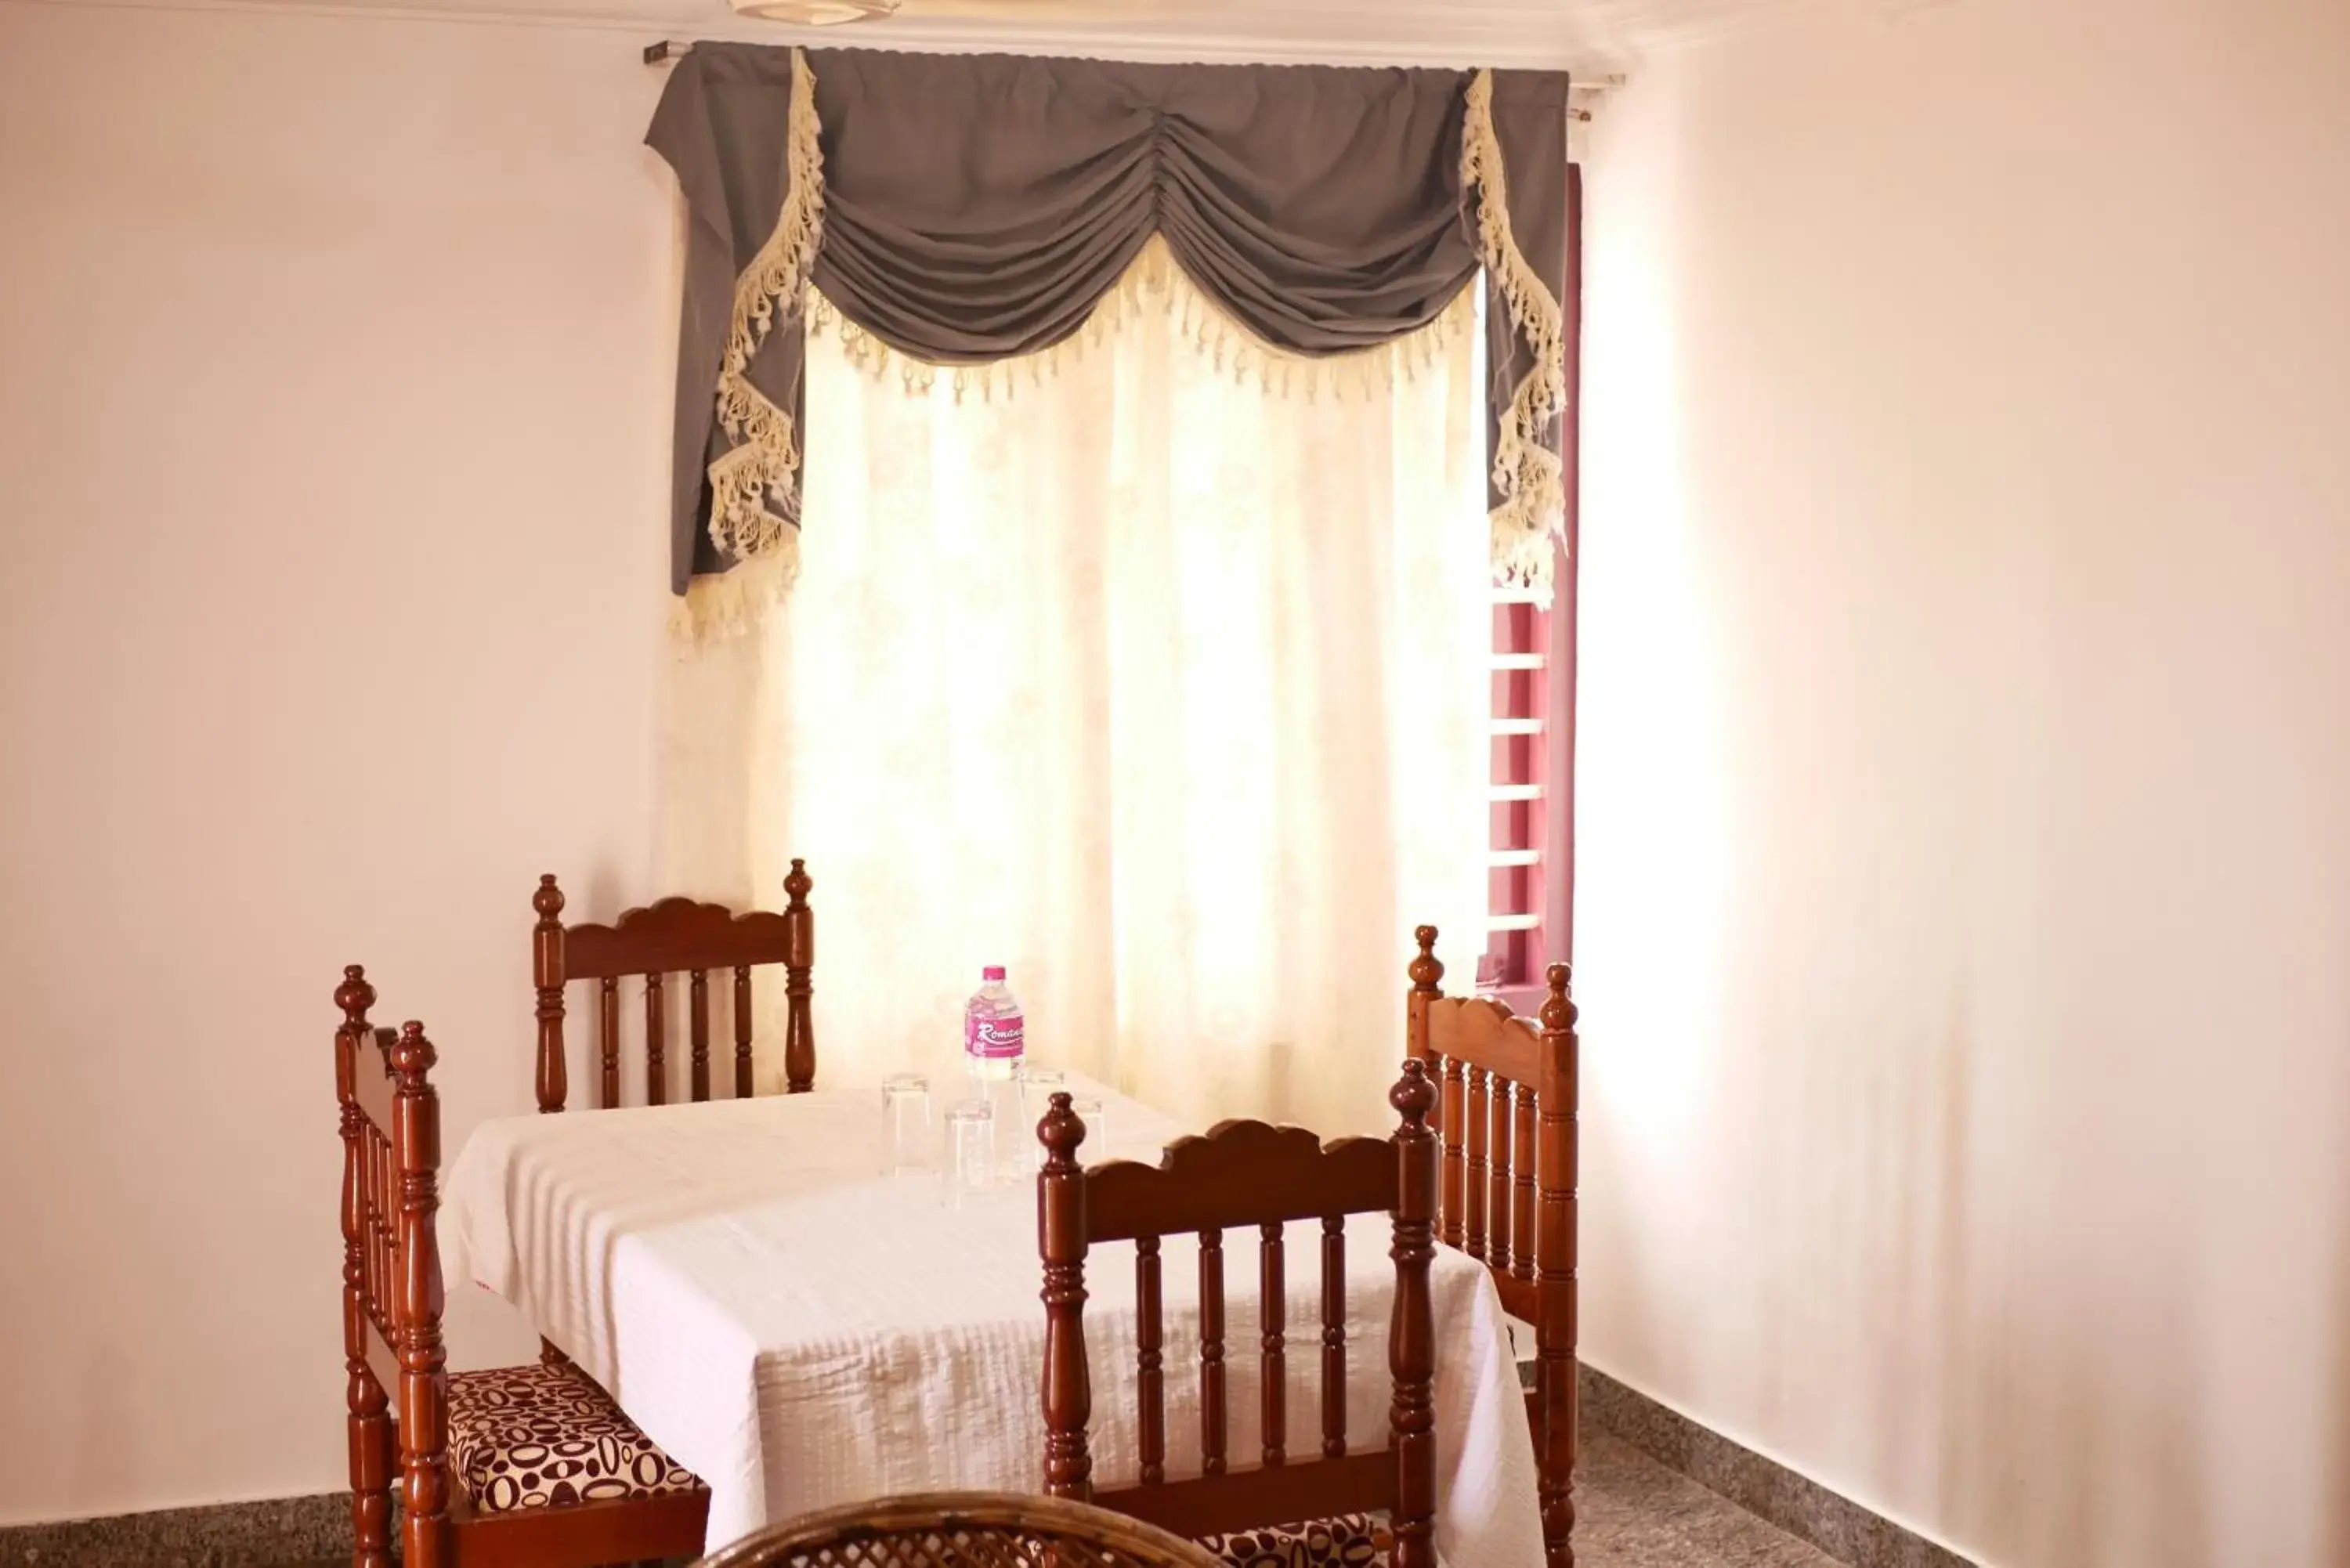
[641,38,1616,114]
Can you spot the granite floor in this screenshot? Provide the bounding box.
[259,1439,1835,1568]
[1577,1429,1843,1567]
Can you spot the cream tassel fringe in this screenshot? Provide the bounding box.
[806,234,1479,406]
[703,47,822,587]
[1462,68,1570,601]
[671,533,801,647]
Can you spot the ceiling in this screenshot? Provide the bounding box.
[638,0,1863,70]
[50,0,1883,72]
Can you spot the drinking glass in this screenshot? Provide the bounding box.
[1068,1094,1105,1165]
[1019,1069,1068,1172]
[880,1073,931,1179]
[945,1098,996,1208]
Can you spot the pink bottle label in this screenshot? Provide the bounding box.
[966,1013,1025,1060]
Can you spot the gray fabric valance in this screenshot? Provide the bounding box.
[648,43,1570,637]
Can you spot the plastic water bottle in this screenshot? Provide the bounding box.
[964,966,1025,1080]
[964,967,1026,1165]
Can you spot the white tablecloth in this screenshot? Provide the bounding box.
[440,1079,1543,1563]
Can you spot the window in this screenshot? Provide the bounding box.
[1479,167,1581,1005]
[1479,539,1573,999]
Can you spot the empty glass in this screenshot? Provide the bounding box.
[880,1073,931,1180]
[1068,1094,1105,1165]
[945,1098,996,1208]
[1019,1069,1068,1173]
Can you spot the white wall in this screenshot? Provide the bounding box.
[0,2,682,1523]
[1575,1,2350,1564]
[9,0,2349,1548]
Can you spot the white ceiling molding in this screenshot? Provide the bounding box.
[23,0,1947,73]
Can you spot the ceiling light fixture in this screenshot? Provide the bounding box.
[729,0,898,22]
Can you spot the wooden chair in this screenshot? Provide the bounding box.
[334,965,710,1568]
[692,1491,1221,1567]
[531,858,816,1114]
[1405,929,1578,1568]
[1036,1063,1442,1568]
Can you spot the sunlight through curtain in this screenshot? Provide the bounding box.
[665,258,1491,1136]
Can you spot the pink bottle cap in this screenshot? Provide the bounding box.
[982,966,1007,981]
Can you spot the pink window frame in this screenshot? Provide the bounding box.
[1483,164,1582,1010]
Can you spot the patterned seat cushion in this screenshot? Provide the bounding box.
[1197,1513,1391,1567]
[446,1363,702,1514]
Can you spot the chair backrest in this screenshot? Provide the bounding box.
[531,860,815,1113]
[691,1491,1220,1568]
[334,966,454,1553]
[1037,1064,1441,1568]
[1404,925,1578,1560]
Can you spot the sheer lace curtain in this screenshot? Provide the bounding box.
[661,259,1491,1136]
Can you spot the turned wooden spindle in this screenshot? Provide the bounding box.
[1320,1215,1347,1459]
[1260,1219,1286,1468]
[645,972,668,1105]
[782,858,816,1093]
[391,1023,450,1567]
[530,877,567,1115]
[1538,963,1580,1568]
[1137,1234,1166,1486]
[366,1118,388,1331]
[1465,1064,1490,1259]
[335,967,394,1568]
[360,1136,383,1299]
[1389,1058,1440,1568]
[689,968,711,1102]
[1200,1227,1227,1477]
[598,977,620,1109]
[1513,1081,1538,1286]
[732,966,754,1098]
[1488,1071,1515,1273]
[1037,1092,1093,1500]
[1438,1053,1466,1251]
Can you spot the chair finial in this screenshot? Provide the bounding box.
[391,1021,438,1078]
[1408,926,1443,993]
[335,964,375,1025]
[1039,1089,1087,1167]
[533,874,565,920]
[1541,963,1577,1033]
[1391,1057,1438,1125]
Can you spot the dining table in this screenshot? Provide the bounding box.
[439,1071,1546,1564]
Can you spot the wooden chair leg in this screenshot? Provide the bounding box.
[1390,1062,1441,1568]
[346,1366,393,1568]
[1538,1355,1577,1568]
[1537,962,1580,1568]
